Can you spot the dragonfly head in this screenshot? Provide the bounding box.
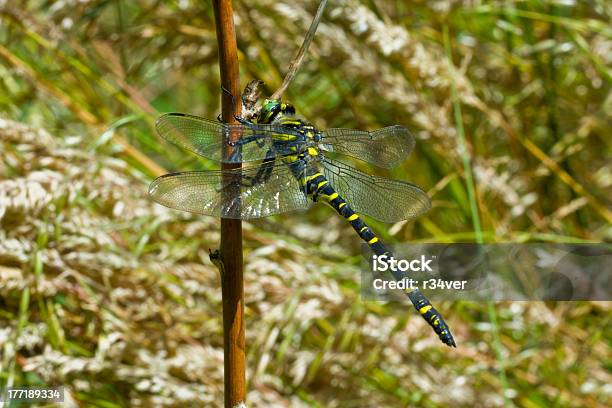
[259,99,296,124]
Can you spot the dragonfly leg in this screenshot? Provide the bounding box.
[229,134,265,147]
[239,149,276,188]
[215,95,255,127]
[220,85,238,114]
[225,134,267,162]
[233,115,262,130]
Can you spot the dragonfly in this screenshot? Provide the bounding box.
[149,99,456,347]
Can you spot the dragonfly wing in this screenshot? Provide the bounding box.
[321,126,415,168]
[156,113,283,163]
[322,159,430,223]
[149,162,311,219]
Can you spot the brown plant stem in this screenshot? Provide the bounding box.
[212,0,245,407]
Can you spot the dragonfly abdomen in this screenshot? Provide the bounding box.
[305,173,456,347]
[306,173,387,255]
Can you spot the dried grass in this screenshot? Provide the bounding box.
[0,0,610,407]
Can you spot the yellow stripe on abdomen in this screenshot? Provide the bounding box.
[306,173,323,182]
[419,305,432,314]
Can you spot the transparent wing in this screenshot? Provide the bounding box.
[322,159,430,223]
[148,162,310,219]
[321,125,415,168]
[156,113,301,163]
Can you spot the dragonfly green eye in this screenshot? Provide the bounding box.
[259,99,295,124]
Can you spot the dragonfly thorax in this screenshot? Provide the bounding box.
[259,99,323,155]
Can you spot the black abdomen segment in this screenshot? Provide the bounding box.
[306,173,456,347]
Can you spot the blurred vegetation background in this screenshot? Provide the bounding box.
[0,0,610,407]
